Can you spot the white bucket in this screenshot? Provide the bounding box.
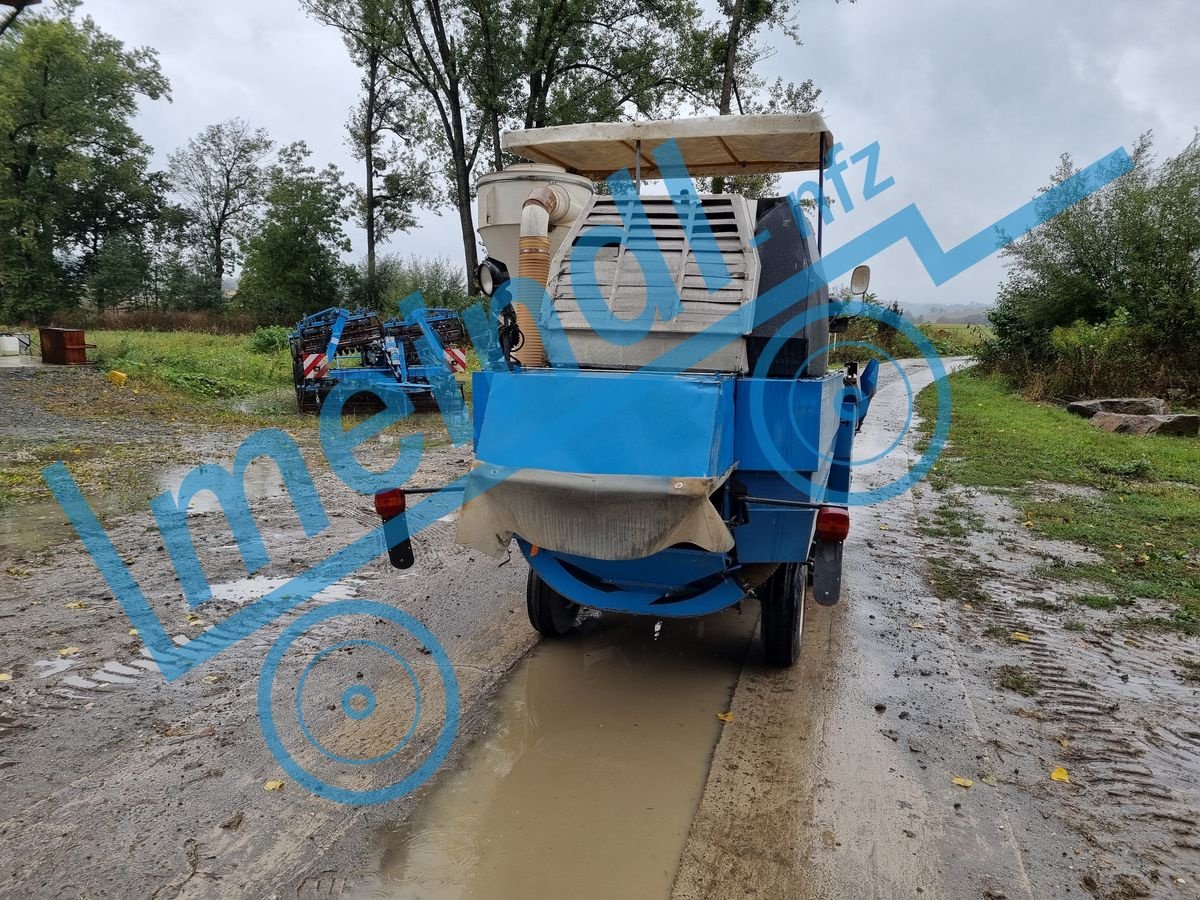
[0,334,20,356]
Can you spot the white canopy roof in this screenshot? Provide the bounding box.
[502,114,834,180]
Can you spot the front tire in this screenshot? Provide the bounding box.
[760,563,805,666]
[526,569,579,637]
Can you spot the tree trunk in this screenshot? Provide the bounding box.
[212,227,225,300]
[364,51,379,305]
[712,0,745,194]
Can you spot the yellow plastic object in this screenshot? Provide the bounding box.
[107,369,128,387]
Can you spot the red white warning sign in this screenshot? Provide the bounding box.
[301,353,327,379]
[444,348,468,373]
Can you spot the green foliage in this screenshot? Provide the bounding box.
[984,133,1200,398]
[829,287,914,362]
[91,329,291,398]
[167,118,274,299]
[87,230,152,310]
[348,254,470,314]
[0,0,170,322]
[235,142,355,322]
[919,323,991,357]
[247,325,291,354]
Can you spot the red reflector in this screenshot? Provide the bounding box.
[816,506,850,542]
[374,488,406,519]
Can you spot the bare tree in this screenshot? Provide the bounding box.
[167,119,273,296]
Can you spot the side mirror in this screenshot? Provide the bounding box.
[850,264,871,296]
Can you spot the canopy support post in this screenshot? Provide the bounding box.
[634,140,642,195]
[817,133,826,255]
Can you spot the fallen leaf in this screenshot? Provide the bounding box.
[128,628,139,636]
[1058,738,1070,749]
[1023,520,1034,528]
[65,602,89,610]
[1011,631,1032,642]
[263,780,285,792]
[879,524,890,531]
[201,674,222,684]
[911,622,926,630]
[716,712,734,723]
[0,673,12,682]
[6,567,31,578]
[981,774,999,786]
[1050,766,1071,784]
[952,776,974,788]
[963,603,974,610]
[57,647,81,657]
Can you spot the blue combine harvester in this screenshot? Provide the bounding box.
[289,306,468,414]
[376,114,880,665]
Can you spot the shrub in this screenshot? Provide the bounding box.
[348,254,471,314]
[248,325,291,354]
[983,133,1200,400]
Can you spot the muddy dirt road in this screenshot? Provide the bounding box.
[2,360,1198,899]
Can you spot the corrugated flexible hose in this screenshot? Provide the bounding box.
[514,186,562,367]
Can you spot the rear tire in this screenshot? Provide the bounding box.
[526,569,579,637]
[760,563,805,666]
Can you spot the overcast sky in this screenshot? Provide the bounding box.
[82,0,1199,311]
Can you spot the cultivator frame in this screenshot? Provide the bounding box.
[289,306,468,414]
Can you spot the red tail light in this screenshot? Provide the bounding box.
[374,488,406,520]
[816,506,850,542]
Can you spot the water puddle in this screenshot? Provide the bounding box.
[158,458,285,514]
[0,457,288,560]
[0,499,93,559]
[0,355,44,369]
[353,607,756,900]
[205,574,361,606]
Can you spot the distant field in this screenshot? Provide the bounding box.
[921,322,991,354]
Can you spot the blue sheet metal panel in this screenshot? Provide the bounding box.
[524,542,746,618]
[471,370,492,446]
[733,375,842,476]
[473,369,735,477]
[733,503,816,563]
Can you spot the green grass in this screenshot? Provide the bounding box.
[918,371,1200,633]
[1069,593,1132,611]
[996,664,1041,695]
[1177,658,1200,683]
[90,330,293,400]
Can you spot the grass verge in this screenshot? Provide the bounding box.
[917,371,1200,634]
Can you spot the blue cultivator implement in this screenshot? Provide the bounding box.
[290,306,468,414]
[386,114,880,665]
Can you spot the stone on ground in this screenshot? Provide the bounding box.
[1089,412,1200,436]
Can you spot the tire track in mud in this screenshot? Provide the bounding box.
[923,486,1200,896]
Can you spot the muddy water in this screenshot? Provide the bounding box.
[0,456,286,560]
[355,608,757,900]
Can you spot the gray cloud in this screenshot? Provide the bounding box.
[84,0,1198,310]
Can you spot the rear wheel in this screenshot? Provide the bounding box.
[760,562,805,666]
[526,569,579,637]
